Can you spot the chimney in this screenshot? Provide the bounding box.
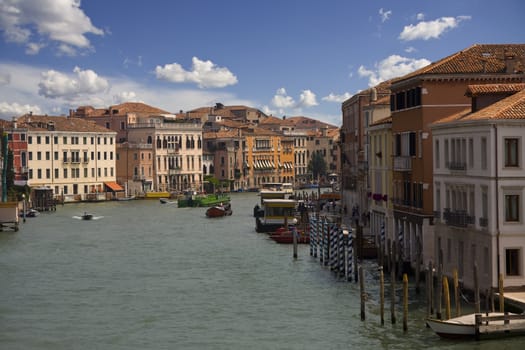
[12,116,17,129]
[505,52,517,73]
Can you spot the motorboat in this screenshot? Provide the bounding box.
[81,212,94,220]
[206,203,232,218]
[269,227,309,244]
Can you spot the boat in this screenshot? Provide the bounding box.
[426,312,525,339]
[255,198,297,233]
[145,191,170,199]
[81,212,93,220]
[269,227,309,244]
[159,197,175,204]
[206,203,232,218]
[178,192,230,208]
[253,190,293,217]
[116,195,136,201]
[20,208,40,217]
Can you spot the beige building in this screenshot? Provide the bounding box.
[16,114,118,202]
[125,115,203,193]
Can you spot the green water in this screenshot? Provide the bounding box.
[0,193,522,349]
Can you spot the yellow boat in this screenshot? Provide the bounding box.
[145,191,170,199]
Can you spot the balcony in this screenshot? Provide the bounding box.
[443,209,475,228]
[446,161,466,171]
[479,217,488,227]
[393,156,412,171]
[132,175,145,181]
[168,167,182,175]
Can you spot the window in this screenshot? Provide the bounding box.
[37,151,41,160]
[54,136,58,144]
[505,194,520,222]
[481,137,487,170]
[63,169,68,179]
[37,169,42,179]
[468,138,474,168]
[55,168,59,179]
[435,140,440,169]
[37,136,41,144]
[28,136,32,144]
[506,248,521,276]
[45,136,50,144]
[504,138,519,167]
[46,168,50,179]
[63,136,67,144]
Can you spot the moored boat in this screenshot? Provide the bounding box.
[269,227,309,244]
[178,192,230,208]
[255,198,297,233]
[206,203,232,218]
[426,312,525,339]
[20,208,40,217]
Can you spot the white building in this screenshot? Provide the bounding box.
[18,114,118,201]
[431,85,525,290]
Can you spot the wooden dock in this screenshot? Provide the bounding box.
[475,313,525,340]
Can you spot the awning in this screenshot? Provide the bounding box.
[105,182,124,192]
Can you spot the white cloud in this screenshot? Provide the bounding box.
[113,91,139,104]
[0,101,42,119]
[0,72,10,85]
[297,89,318,108]
[404,46,417,53]
[399,16,471,41]
[416,13,425,21]
[379,8,392,23]
[0,0,104,55]
[322,92,351,103]
[155,57,238,88]
[25,42,45,55]
[38,66,109,99]
[271,88,295,108]
[358,54,431,86]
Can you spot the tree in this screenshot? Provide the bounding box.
[308,151,327,180]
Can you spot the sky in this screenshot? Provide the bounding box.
[0,0,523,126]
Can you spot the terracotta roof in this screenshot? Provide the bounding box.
[16,114,115,133]
[462,88,525,120]
[203,130,240,139]
[434,89,525,125]
[394,44,525,83]
[77,102,170,117]
[466,83,525,96]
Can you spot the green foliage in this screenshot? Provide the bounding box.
[308,152,327,179]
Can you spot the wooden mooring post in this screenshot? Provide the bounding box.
[390,251,396,324]
[403,273,408,332]
[443,275,451,320]
[498,273,504,312]
[453,268,460,317]
[360,265,365,321]
[379,266,385,325]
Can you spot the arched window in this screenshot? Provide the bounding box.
[147,136,152,144]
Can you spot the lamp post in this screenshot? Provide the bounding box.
[22,193,26,223]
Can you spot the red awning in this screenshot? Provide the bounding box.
[105,182,124,192]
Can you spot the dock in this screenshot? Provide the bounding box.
[475,313,525,340]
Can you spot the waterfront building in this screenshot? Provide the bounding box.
[368,115,394,252]
[125,115,203,193]
[431,84,525,290]
[243,128,284,189]
[390,44,525,273]
[341,82,391,222]
[10,114,117,202]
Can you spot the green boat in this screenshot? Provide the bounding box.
[177,193,231,208]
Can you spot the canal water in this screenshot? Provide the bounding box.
[0,193,521,349]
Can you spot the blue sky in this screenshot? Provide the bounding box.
[0,0,523,126]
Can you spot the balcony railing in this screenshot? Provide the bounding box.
[393,156,412,171]
[168,168,182,175]
[132,175,145,181]
[446,161,466,171]
[443,209,475,228]
[479,217,488,227]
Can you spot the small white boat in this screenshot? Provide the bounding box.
[427,312,525,339]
